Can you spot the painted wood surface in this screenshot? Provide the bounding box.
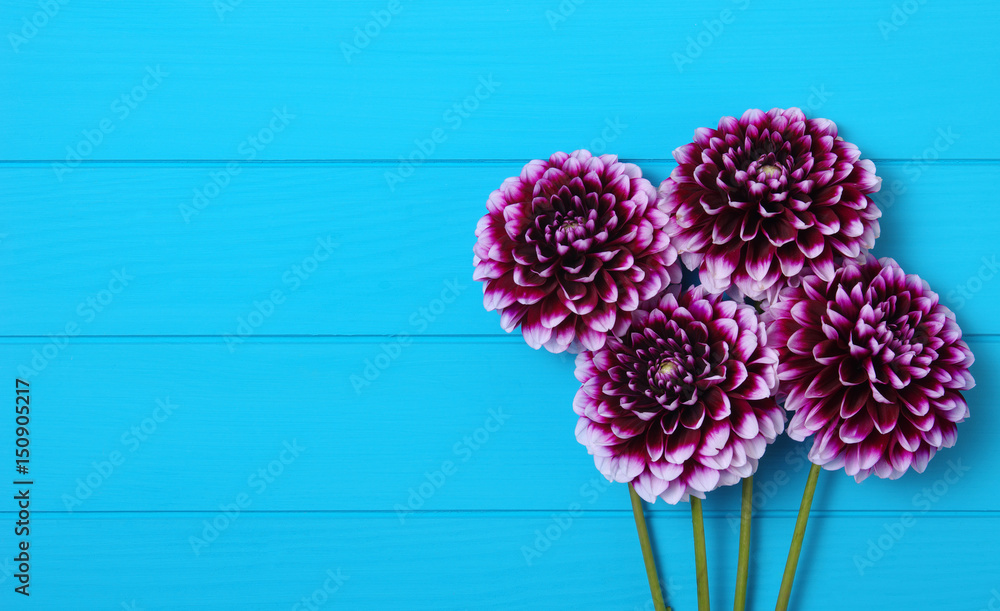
[1,162,997,336]
[3,514,999,610]
[1,0,998,609]
[1,1,997,161]
[0,338,994,514]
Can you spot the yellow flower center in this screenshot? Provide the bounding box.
[760,164,781,178]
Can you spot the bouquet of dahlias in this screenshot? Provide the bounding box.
[473,109,975,611]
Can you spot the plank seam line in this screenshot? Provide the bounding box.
[4,509,998,517]
[0,159,998,165]
[0,333,997,343]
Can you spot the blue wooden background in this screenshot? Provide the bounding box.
[1,1,998,609]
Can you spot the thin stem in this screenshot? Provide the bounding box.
[734,476,753,611]
[691,496,710,611]
[628,484,669,611]
[775,463,822,611]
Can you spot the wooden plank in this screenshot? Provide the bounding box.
[2,338,993,513]
[0,513,996,609]
[1,162,996,336]
[1,1,997,160]
[3,2,996,609]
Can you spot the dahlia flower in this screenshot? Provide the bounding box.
[659,108,882,301]
[574,287,785,504]
[473,150,681,353]
[766,255,975,482]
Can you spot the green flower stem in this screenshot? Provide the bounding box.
[691,496,710,611]
[775,463,822,611]
[628,484,670,611]
[734,476,753,611]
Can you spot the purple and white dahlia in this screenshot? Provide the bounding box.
[474,150,681,353]
[574,287,785,504]
[766,256,975,482]
[659,108,882,301]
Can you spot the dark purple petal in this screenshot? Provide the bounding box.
[764,255,974,481]
[659,108,881,301]
[475,150,682,353]
[573,287,782,504]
